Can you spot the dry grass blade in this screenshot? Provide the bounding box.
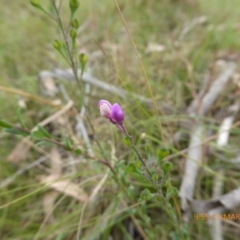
[0,85,61,108]
[7,138,31,163]
[42,191,58,223]
[50,147,62,176]
[40,175,88,202]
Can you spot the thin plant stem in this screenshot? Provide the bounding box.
[51,0,79,84]
[122,125,152,178]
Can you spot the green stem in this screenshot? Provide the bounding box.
[122,125,152,179]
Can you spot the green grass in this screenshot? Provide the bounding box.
[1,0,240,239]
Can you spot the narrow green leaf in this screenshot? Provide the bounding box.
[48,1,57,17]
[162,162,173,174]
[119,169,126,185]
[66,136,73,148]
[30,0,47,13]
[151,172,159,181]
[167,186,178,198]
[73,148,82,155]
[37,125,52,138]
[5,128,29,137]
[62,136,73,151]
[128,185,135,198]
[31,130,46,141]
[123,136,131,147]
[157,147,170,164]
[144,140,151,154]
[126,163,136,173]
[17,107,25,128]
[35,141,55,147]
[0,119,12,129]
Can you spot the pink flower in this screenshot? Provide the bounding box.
[98,100,125,132]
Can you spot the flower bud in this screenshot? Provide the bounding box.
[30,0,40,8]
[71,19,80,29]
[69,0,79,18]
[70,29,77,41]
[110,103,124,125]
[53,39,62,50]
[79,53,88,71]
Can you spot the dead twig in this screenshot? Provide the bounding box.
[39,69,173,113]
[179,123,204,221]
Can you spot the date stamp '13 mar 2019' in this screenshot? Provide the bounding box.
[194,213,240,221]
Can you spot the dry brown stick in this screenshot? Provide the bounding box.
[0,85,61,108]
[39,69,173,113]
[210,170,224,240]
[179,123,204,221]
[33,100,74,131]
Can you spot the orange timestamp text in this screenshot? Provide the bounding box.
[194,213,240,221]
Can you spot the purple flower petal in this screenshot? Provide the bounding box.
[110,103,124,125]
[98,100,112,120]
